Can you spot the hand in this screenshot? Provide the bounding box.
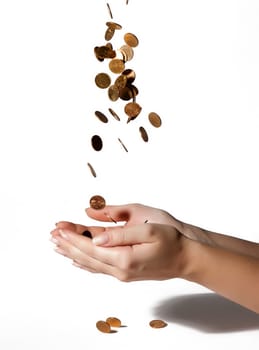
[50,222,189,282]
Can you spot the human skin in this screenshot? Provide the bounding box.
[50,203,259,314]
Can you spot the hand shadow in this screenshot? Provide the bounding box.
[153,293,259,333]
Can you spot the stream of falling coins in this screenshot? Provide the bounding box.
[88,1,162,213]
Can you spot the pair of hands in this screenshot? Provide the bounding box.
[50,203,190,282]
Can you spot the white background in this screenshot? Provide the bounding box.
[0,0,259,349]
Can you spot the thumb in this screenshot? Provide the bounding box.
[92,225,151,247]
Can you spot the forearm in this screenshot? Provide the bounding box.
[182,238,259,314]
[181,221,259,259]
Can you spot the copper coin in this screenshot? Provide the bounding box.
[108,84,120,101]
[118,138,128,152]
[94,46,116,60]
[95,73,111,89]
[96,320,111,333]
[109,59,125,74]
[105,27,115,41]
[119,45,134,61]
[106,21,122,30]
[91,135,103,151]
[122,68,136,84]
[87,162,97,177]
[124,33,139,47]
[119,86,134,101]
[139,126,148,142]
[106,317,121,328]
[90,195,106,210]
[108,108,121,121]
[114,74,127,90]
[95,110,108,123]
[124,102,142,121]
[149,320,167,328]
[148,112,162,128]
[106,3,113,19]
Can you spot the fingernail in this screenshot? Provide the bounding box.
[50,237,58,244]
[92,234,108,246]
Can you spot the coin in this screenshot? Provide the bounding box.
[139,126,148,142]
[90,195,106,210]
[94,46,116,60]
[109,59,125,74]
[122,68,136,84]
[108,84,120,101]
[108,108,121,121]
[119,45,134,61]
[106,317,121,327]
[96,320,111,333]
[106,3,113,19]
[124,33,139,47]
[91,135,103,151]
[105,27,115,41]
[95,73,111,89]
[82,230,92,238]
[106,22,122,30]
[149,320,168,328]
[114,74,127,90]
[124,102,142,122]
[148,112,162,128]
[119,86,134,101]
[95,110,108,123]
[87,162,97,177]
[118,138,128,152]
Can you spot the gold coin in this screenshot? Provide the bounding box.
[148,112,162,128]
[90,195,106,210]
[109,59,125,74]
[108,84,120,101]
[105,27,115,41]
[95,110,108,123]
[108,108,121,121]
[95,73,111,89]
[96,320,111,333]
[124,33,139,47]
[91,135,103,151]
[139,126,149,142]
[119,86,134,101]
[87,162,97,177]
[106,317,121,328]
[106,21,122,30]
[124,102,142,122]
[149,320,168,329]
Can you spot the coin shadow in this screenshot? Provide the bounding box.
[153,293,259,333]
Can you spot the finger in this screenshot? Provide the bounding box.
[51,225,106,239]
[55,221,89,234]
[85,204,139,223]
[92,224,155,247]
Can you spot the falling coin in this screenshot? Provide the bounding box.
[109,59,125,74]
[148,112,162,128]
[90,195,106,210]
[82,230,92,238]
[149,320,168,329]
[124,33,139,47]
[119,45,134,61]
[108,108,121,121]
[105,27,115,41]
[95,72,111,89]
[106,3,113,19]
[139,126,149,142]
[95,110,108,123]
[87,162,97,177]
[106,22,122,30]
[118,138,128,152]
[122,69,136,84]
[124,102,142,122]
[106,317,121,327]
[91,135,103,151]
[96,320,111,333]
[108,84,120,101]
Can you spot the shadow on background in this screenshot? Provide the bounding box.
[153,293,259,333]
